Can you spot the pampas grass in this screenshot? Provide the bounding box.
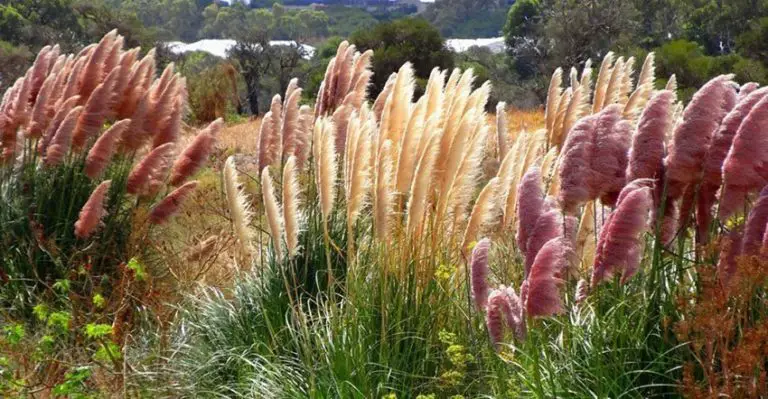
[261,166,283,263]
[282,156,301,259]
[224,157,255,257]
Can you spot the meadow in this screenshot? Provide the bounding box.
[1,31,767,399]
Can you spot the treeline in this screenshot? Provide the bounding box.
[4,0,768,120]
[505,0,768,101]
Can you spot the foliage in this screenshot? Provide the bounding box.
[422,0,509,38]
[350,17,454,98]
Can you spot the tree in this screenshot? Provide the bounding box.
[422,0,509,38]
[351,18,454,98]
[503,0,545,79]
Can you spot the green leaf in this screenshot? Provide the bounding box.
[92,294,105,309]
[47,311,71,332]
[84,323,113,340]
[52,279,70,293]
[32,303,49,321]
[2,324,24,345]
[127,258,146,281]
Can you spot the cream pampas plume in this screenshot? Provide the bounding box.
[262,167,283,262]
[461,178,500,253]
[373,73,396,122]
[575,201,597,270]
[623,53,655,121]
[314,118,337,222]
[85,119,131,178]
[406,132,439,238]
[282,156,301,258]
[281,85,303,161]
[149,181,198,224]
[516,166,545,254]
[496,102,508,160]
[295,105,313,169]
[379,62,414,152]
[127,143,175,195]
[374,140,395,240]
[169,118,222,186]
[665,75,736,199]
[550,87,572,147]
[544,68,563,135]
[470,238,491,311]
[224,157,255,255]
[446,125,489,230]
[720,90,768,220]
[395,97,426,195]
[345,115,372,231]
[45,106,83,166]
[665,75,678,92]
[592,52,615,113]
[603,57,625,107]
[521,237,569,317]
[561,84,589,145]
[74,180,111,239]
[257,111,276,170]
[591,181,653,285]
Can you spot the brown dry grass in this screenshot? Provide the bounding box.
[217,117,262,154]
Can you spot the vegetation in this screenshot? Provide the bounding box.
[4,2,768,397]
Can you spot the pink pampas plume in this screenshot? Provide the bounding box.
[26,73,57,138]
[28,45,54,102]
[721,91,768,220]
[149,181,198,224]
[739,82,760,100]
[143,74,179,142]
[742,185,768,255]
[39,95,80,157]
[470,238,491,311]
[575,279,589,304]
[127,143,176,194]
[558,105,630,212]
[627,90,674,182]
[169,119,222,186]
[74,180,111,239]
[152,86,184,148]
[84,119,131,178]
[591,181,653,285]
[78,30,116,101]
[665,75,736,199]
[516,166,544,254]
[521,237,569,317]
[485,287,526,348]
[72,67,121,149]
[524,205,577,277]
[593,105,632,207]
[45,106,83,166]
[559,113,598,213]
[717,228,743,289]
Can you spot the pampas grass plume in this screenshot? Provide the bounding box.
[149,181,198,224]
[85,119,131,178]
[127,143,176,194]
[74,180,111,239]
[471,238,491,311]
[282,156,301,258]
[223,157,254,255]
[169,118,222,186]
[262,166,284,262]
